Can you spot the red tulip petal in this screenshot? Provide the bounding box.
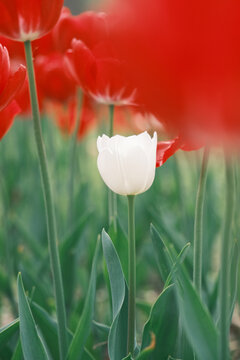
[0,44,10,93]
[156,136,203,167]
[0,0,63,41]
[0,64,26,111]
[70,39,97,91]
[0,100,20,140]
[156,138,183,167]
[53,10,107,53]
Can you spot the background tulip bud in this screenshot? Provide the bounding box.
[97,131,157,195]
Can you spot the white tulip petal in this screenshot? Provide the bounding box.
[97,148,126,194]
[97,131,157,196]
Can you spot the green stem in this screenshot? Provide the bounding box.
[24,40,68,360]
[219,155,235,360]
[127,195,136,355]
[68,89,82,226]
[193,148,209,296]
[109,104,114,137]
[108,105,117,231]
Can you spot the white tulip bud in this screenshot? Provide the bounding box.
[97,131,157,195]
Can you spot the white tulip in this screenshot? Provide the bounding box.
[97,131,157,195]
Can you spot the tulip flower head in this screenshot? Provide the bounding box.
[106,0,240,143]
[0,0,63,41]
[0,44,26,139]
[97,131,157,195]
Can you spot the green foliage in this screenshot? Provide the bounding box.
[0,118,238,359]
[101,229,128,360]
[17,273,49,360]
[67,238,100,360]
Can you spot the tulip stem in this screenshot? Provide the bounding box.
[127,195,136,355]
[108,104,117,231]
[68,89,82,226]
[219,156,235,360]
[24,40,68,360]
[193,148,209,296]
[109,104,114,136]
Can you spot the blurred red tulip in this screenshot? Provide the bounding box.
[0,44,26,111]
[45,95,96,139]
[0,0,63,41]
[65,38,135,106]
[35,53,76,103]
[156,137,201,167]
[106,0,240,143]
[53,9,135,106]
[0,101,20,140]
[0,45,26,138]
[53,9,108,54]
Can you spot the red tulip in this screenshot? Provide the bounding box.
[46,95,95,139]
[35,53,76,103]
[0,0,63,41]
[53,10,135,106]
[106,0,240,143]
[156,137,201,167]
[0,101,20,140]
[65,38,136,106]
[0,44,26,138]
[0,44,26,111]
[53,9,108,54]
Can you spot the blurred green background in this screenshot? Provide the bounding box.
[1,109,237,358]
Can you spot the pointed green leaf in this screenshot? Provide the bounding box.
[0,319,19,351]
[17,273,49,360]
[92,320,110,335]
[11,340,23,360]
[109,219,129,280]
[151,224,172,282]
[102,229,128,360]
[67,237,100,360]
[31,301,61,359]
[173,257,219,360]
[141,285,178,360]
[31,300,92,359]
[122,354,133,360]
[229,240,239,327]
[151,224,219,360]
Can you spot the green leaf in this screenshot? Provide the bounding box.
[102,229,128,360]
[229,240,239,327]
[0,319,19,351]
[151,224,219,360]
[122,354,133,360]
[151,224,172,283]
[151,224,190,288]
[140,285,178,360]
[11,340,23,360]
[173,256,219,360]
[92,320,110,335]
[67,237,100,360]
[17,273,49,360]
[31,301,61,359]
[82,348,96,360]
[109,219,129,280]
[31,300,92,359]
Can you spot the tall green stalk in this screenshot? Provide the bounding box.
[108,104,117,231]
[24,40,68,360]
[127,195,136,355]
[193,148,209,295]
[219,156,235,360]
[68,89,82,226]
